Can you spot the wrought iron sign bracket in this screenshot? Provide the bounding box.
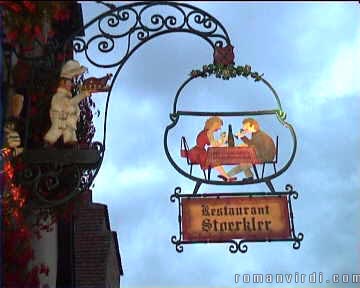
[15,142,104,209]
[5,1,233,209]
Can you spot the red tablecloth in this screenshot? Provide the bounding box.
[205,146,261,168]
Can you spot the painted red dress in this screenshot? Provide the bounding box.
[187,129,210,170]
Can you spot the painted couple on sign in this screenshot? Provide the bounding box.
[187,116,276,182]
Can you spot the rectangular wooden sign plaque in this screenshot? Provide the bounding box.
[182,196,291,241]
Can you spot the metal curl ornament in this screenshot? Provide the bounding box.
[293,233,304,249]
[228,241,239,253]
[117,9,131,22]
[106,13,121,28]
[164,15,178,29]
[238,241,249,253]
[170,186,182,202]
[136,29,150,41]
[171,236,184,253]
[73,37,87,53]
[187,11,218,35]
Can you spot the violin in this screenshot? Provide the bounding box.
[81,73,113,93]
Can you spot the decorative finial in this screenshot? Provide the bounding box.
[213,44,235,66]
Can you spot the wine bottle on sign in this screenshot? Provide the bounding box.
[228,124,235,147]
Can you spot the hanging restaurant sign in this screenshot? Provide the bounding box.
[165,61,304,253]
[182,195,290,241]
[170,185,303,253]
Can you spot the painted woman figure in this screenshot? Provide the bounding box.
[187,116,236,182]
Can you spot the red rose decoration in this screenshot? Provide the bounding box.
[40,263,50,276]
[53,6,71,22]
[22,0,36,13]
[33,24,46,42]
[23,23,32,34]
[6,30,18,43]
[0,1,22,13]
[213,44,235,66]
[25,266,40,287]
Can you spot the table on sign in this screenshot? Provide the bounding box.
[205,146,261,180]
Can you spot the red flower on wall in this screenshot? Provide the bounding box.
[2,3,98,286]
[5,29,18,43]
[23,23,32,34]
[53,6,71,22]
[25,266,40,287]
[33,24,47,42]
[40,264,50,276]
[1,2,71,48]
[0,1,22,13]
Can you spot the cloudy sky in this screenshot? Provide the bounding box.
[77,2,360,288]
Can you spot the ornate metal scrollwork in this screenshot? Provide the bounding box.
[292,232,304,249]
[170,186,182,202]
[70,2,231,69]
[5,2,232,210]
[237,241,249,253]
[171,235,184,253]
[15,142,103,208]
[228,241,238,253]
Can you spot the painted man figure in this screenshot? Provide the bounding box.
[44,60,91,145]
[227,118,276,181]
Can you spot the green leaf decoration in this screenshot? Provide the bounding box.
[189,64,264,82]
[276,109,287,121]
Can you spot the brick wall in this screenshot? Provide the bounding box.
[105,235,121,288]
[73,194,122,288]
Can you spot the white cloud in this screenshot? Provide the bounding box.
[116,163,165,185]
[311,36,360,102]
[293,3,348,52]
[93,160,166,192]
[285,28,360,127]
[280,4,360,117]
